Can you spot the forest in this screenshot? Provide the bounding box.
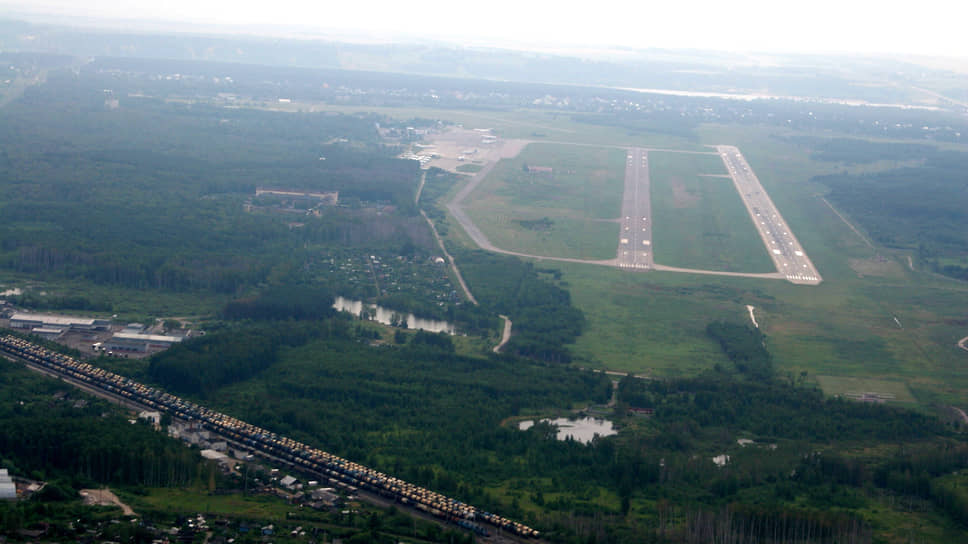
[813,149,968,279]
[455,249,586,362]
[0,68,450,319]
[0,357,212,492]
[130,322,968,543]
[5,319,967,543]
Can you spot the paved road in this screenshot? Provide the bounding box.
[616,148,653,270]
[717,145,822,285]
[652,263,785,280]
[446,160,503,253]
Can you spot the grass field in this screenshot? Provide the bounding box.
[648,151,775,272]
[118,487,298,519]
[464,143,625,259]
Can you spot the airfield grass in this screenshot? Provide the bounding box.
[463,143,626,259]
[474,143,626,219]
[561,263,742,375]
[648,151,775,272]
[470,213,619,260]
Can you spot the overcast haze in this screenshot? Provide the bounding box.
[5,0,968,58]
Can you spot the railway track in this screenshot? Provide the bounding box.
[0,334,539,540]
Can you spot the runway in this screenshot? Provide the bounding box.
[616,148,653,270]
[716,145,821,285]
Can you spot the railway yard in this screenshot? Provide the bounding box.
[0,334,539,542]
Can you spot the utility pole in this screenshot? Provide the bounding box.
[243,454,253,496]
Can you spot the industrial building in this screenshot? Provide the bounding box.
[0,469,15,500]
[30,327,67,340]
[103,332,183,353]
[9,312,111,332]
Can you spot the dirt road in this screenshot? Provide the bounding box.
[746,305,759,328]
[821,196,874,250]
[493,315,512,353]
[958,336,968,352]
[414,170,427,205]
[420,210,477,305]
[950,406,968,424]
[80,488,136,516]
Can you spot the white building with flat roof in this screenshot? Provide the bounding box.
[9,312,110,331]
[104,332,183,353]
[0,469,15,500]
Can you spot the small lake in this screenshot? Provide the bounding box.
[333,296,456,335]
[518,417,617,444]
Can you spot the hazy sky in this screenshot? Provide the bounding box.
[10,0,968,58]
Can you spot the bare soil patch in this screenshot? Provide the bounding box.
[80,488,137,516]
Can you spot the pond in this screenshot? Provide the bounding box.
[518,417,617,444]
[333,296,456,335]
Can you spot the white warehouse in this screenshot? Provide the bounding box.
[104,332,183,353]
[9,312,111,332]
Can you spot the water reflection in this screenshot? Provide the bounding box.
[518,417,616,444]
[333,296,456,335]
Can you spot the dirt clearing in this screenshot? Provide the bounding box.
[80,488,137,516]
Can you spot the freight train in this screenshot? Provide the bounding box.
[0,334,539,538]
